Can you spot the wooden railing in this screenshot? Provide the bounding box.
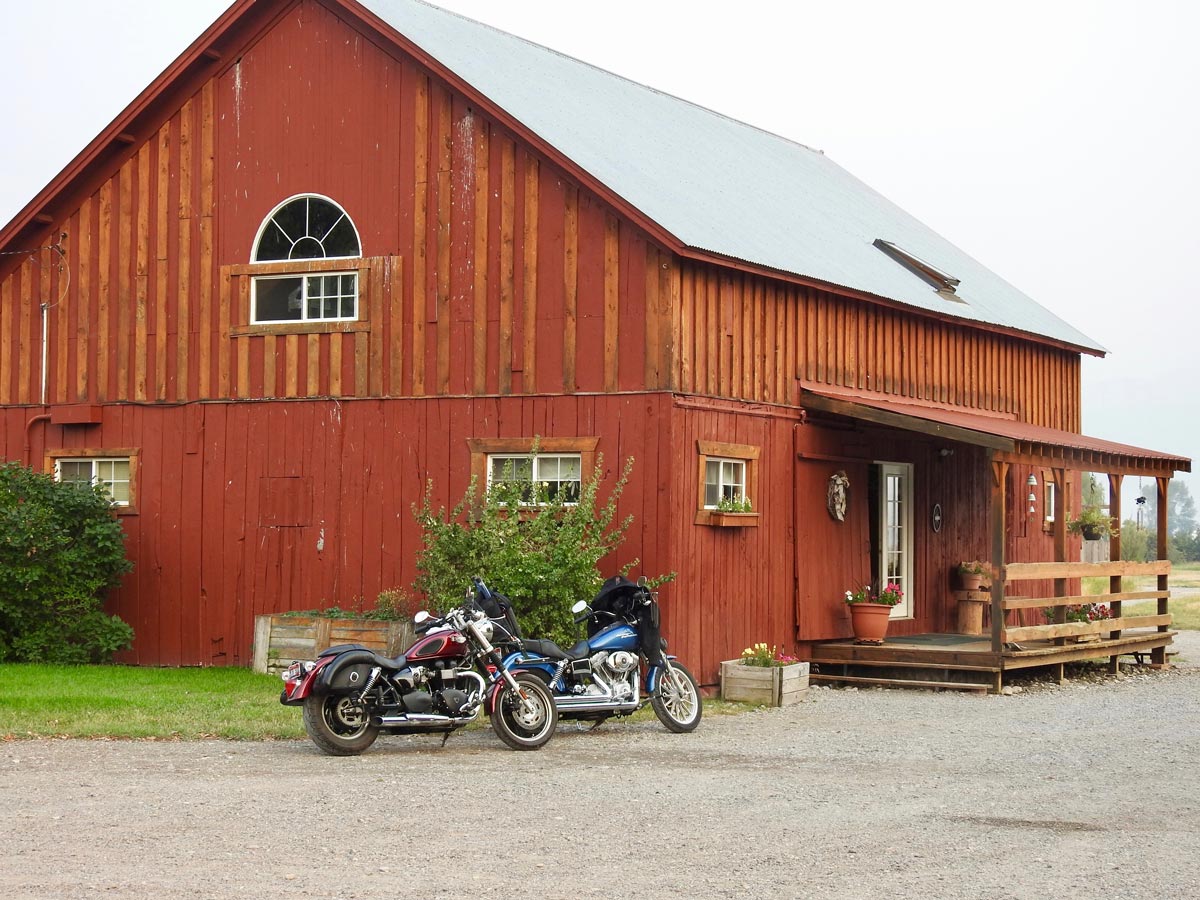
[999,560,1172,644]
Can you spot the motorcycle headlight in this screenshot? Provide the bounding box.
[477,618,494,641]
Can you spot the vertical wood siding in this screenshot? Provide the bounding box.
[3,395,674,667]
[675,262,1082,431]
[0,1,672,408]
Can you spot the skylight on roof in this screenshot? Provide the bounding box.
[873,239,963,301]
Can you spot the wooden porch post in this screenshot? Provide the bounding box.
[1153,476,1170,666]
[990,458,1009,658]
[1051,467,1068,683]
[1108,474,1124,672]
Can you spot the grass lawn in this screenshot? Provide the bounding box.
[1083,560,1200,631]
[0,665,305,741]
[0,664,753,741]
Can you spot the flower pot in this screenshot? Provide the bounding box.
[847,602,893,644]
[720,660,810,706]
[1080,525,1105,541]
[959,573,983,591]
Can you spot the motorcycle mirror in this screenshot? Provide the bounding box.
[637,575,649,588]
[570,600,588,615]
[413,611,431,624]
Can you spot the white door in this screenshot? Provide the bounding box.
[878,462,913,619]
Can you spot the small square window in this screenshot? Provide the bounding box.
[51,454,135,508]
[704,458,747,508]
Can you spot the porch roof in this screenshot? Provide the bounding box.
[800,384,1192,478]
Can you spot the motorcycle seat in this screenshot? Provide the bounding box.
[520,638,570,661]
[373,652,407,669]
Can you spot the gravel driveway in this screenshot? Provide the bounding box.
[4,634,1199,900]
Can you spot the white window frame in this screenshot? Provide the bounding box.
[877,461,913,619]
[486,453,583,506]
[703,457,748,509]
[249,271,360,325]
[52,455,134,508]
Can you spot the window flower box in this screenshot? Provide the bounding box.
[707,512,759,527]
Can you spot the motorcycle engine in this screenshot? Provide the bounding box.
[437,689,470,715]
[602,650,639,675]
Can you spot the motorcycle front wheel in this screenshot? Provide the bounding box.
[302,694,381,756]
[650,660,702,733]
[490,673,558,750]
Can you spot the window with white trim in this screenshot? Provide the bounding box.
[250,195,361,324]
[704,458,747,508]
[487,453,582,505]
[54,457,132,507]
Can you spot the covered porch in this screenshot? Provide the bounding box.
[801,387,1190,693]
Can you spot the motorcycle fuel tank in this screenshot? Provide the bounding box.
[587,622,638,654]
[407,629,470,664]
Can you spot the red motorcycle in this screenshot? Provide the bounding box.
[280,579,557,753]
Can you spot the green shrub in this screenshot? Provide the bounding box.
[283,587,417,621]
[413,454,644,647]
[0,462,133,663]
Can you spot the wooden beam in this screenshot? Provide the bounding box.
[1003,590,1168,611]
[1155,476,1171,665]
[1006,560,1171,580]
[802,391,1014,451]
[990,457,1008,654]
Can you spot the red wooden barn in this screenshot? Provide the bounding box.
[0,0,1189,687]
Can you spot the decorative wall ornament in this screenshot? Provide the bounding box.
[931,503,943,533]
[826,470,850,522]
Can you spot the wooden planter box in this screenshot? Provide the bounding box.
[707,512,759,527]
[252,615,414,675]
[720,660,810,706]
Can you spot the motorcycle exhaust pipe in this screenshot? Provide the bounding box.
[371,712,476,727]
[554,696,640,712]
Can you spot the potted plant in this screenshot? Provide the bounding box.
[719,643,810,706]
[957,560,988,592]
[1066,505,1115,541]
[709,493,758,527]
[843,583,902,645]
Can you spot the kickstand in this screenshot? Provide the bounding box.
[589,717,609,731]
[440,732,452,748]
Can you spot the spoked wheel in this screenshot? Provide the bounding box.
[490,673,558,750]
[302,694,380,756]
[650,660,702,733]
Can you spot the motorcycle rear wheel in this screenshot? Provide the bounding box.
[490,673,558,750]
[650,660,702,733]
[302,694,380,756]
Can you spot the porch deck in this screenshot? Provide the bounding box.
[809,629,1176,693]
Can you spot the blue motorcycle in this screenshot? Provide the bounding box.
[498,576,702,733]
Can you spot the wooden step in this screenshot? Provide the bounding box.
[809,656,1000,672]
[811,673,990,693]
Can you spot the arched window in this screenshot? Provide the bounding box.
[250,195,361,323]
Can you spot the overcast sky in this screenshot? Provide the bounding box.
[1,0,1195,502]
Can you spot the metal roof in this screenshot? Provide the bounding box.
[361,0,1105,354]
[801,384,1190,475]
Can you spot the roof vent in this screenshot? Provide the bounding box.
[873,239,963,301]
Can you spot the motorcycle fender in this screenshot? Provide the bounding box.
[314,649,380,696]
[644,655,679,694]
[503,653,559,685]
[281,656,334,705]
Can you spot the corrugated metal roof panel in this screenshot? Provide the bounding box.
[362,0,1105,353]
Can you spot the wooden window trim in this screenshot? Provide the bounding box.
[222,257,398,337]
[467,437,599,496]
[696,440,761,526]
[45,448,140,516]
